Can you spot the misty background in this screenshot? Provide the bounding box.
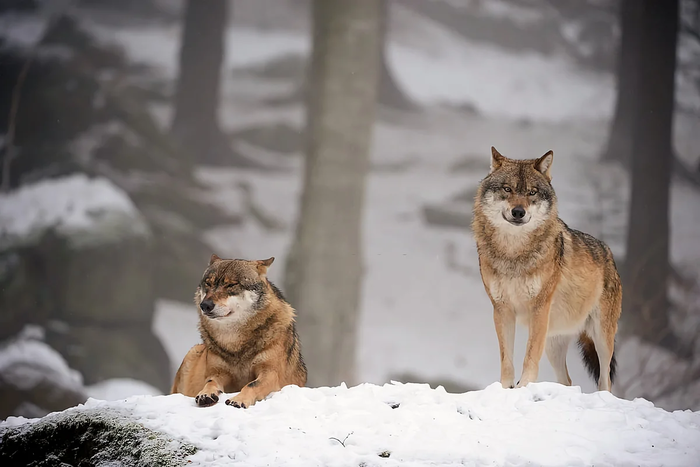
[1,0,699,420]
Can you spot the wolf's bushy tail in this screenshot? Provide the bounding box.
[578,332,616,385]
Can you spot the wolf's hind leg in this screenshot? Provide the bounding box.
[546,335,573,386]
[590,304,618,393]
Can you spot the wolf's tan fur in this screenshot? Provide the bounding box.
[171,255,307,408]
[472,147,622,391]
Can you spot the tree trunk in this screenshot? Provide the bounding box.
[622,0,678,349]
[601,0,642,168]
[378,0,413,111]
[171,0,226,165]
[284,0,381,388]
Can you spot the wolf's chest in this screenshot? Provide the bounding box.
[488,275,542,307]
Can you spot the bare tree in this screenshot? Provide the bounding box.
[170,0,227,165]
[601,0,642,168]
[284,0,381,387]
[622,0,679,349]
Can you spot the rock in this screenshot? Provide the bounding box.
[46,325,172,394]
[231,122,304,155]
[0,333,87,420]
[0,408,197,466]
[421,185,478,231]
[422,201,473,230]
[0,175,171,395]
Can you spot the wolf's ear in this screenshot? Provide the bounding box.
[490,147,505,173]
[209,254,222,266]
[535,150,554,180]
[256,257,275,276]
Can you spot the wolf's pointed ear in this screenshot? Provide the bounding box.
[534,150,554,181]
[256,257,275,276]
[209,254,222,266]
[490,147,505,173]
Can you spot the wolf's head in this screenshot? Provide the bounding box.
[195,255,276,323]
[475,147,557,230]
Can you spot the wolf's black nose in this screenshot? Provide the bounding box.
[200,299,215,313]
[511,206,526,219]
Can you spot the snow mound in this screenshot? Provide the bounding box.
[86,378,162,401]
[0,173,149,249]
[7,382,699,466]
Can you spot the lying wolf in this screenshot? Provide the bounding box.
[172,255,307,408]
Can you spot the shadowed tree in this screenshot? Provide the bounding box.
[601,0,642,168]
[171,0,254,167]
[622,0,679,349]
[284,0,381,387]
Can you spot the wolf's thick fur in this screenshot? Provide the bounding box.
[171,255,307,408]
[472,147,622,391]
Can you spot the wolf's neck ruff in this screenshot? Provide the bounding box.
[199,313,278,363]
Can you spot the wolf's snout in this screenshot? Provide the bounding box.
[511,206,526,220]
[200,299,215,314]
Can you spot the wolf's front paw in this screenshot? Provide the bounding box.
[225,394,254,409]
[195,391,221,407]
[500,379,515,389]
[515,377,533,388]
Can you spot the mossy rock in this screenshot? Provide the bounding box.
[0,408,196,466]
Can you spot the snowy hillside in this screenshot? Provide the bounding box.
[4,382,700,466]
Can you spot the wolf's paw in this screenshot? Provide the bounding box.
[500,379,515,389]
[515,379,531,389]
[226,394,255,409]
[195,391,221,407]
[225,399,246,409]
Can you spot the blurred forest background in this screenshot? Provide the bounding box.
[1,0,700,419]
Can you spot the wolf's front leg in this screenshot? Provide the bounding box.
[226,369,281,409]
[493,304,516,388]
[517,298,553,388]
[195,374,230,407]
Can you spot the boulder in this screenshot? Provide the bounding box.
[0,408,196,466]
[0,175,172,396]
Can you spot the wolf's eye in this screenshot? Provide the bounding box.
[503,187,512,193]
[226,282,238,289]
[528,189,538,196]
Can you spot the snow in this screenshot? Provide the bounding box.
[0,173,150,249]
[85,378,162,401]
[5,382,700,466]
[88,18,613,123]
[0,332,83,393]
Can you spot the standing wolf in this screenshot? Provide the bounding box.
[171,255,307,408]
[472,147,622,391]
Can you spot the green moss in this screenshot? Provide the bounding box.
[0,408,196,467]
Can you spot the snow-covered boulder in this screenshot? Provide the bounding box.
[0,173,149,250]
[2,382,699,466]
[0,175,170,393]
[0,328,86,419]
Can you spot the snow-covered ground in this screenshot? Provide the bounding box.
[4,382,700,466]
